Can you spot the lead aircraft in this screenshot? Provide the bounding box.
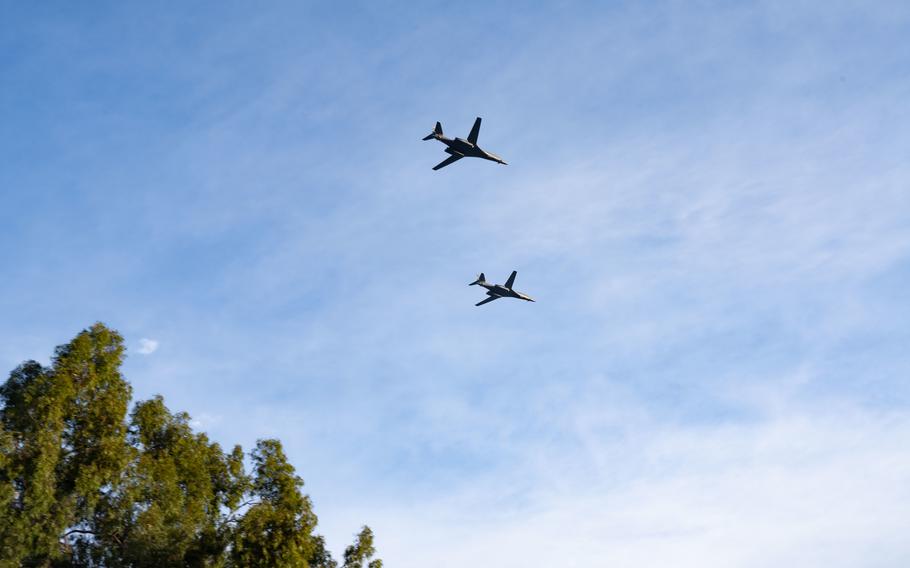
[423,117,508,170]
[469,271,534,306]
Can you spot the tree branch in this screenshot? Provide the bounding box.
[223,499,261,524]
[64,528,96,538]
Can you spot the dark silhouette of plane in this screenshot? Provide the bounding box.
[469,271,534,306]
[423,117,507,170]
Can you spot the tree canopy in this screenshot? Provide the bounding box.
[0,323,381,568]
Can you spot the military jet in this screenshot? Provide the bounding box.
[469,271,534,306]
[422,117,507,170]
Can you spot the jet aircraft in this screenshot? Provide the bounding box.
[469,271,534,306]
[423,117,507,170]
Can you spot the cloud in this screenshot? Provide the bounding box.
[136,338,159,355]
[345,392,910,568]
[190,412,221,429]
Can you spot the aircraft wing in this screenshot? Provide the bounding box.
[475,295,500,307]
[504,270,517,289]
[467,117,482,144]
[433,154,463,170]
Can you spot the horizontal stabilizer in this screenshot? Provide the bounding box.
[422,121,444,141]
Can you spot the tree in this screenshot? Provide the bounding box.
[309,535,339,568]
[0,323,380,567]
[72,396,247,567]
[343,526,383,568]
[230,439,320,567]
[0,324,132,566]
[0,421,15,568]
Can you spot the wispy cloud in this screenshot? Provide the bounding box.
[136,338,159,355]
[190,412,221,430]
[356,389,910,568]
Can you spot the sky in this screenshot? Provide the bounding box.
[2,1,910,566]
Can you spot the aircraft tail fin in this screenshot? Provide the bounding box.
[469,273,486,286]
[467,117,481,144]
[422,121,443,141]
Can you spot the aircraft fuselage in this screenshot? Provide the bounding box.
[437,136,506,164]
[477,282,534,302]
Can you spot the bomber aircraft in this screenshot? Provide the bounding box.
[423,117,507,170]
[469,271,534,306]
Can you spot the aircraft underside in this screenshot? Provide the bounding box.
[426,117,506,170]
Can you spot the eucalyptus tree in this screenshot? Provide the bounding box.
[0,324,132,566]
[72,396,247,567]
[343,526,383,568]
[0,324,382,567]
[229,439,322,567]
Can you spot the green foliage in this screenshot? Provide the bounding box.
[72,396,247,567]
[230,439,319,567]
[310,535,339,568]
[0,324,132,566]
[0,323,381,567]
[343,526,383,568]
[0,422,15,568]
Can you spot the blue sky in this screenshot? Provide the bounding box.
[2,2,910,566]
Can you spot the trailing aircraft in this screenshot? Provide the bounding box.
[423,117,507,170]
[469,271,534,306]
